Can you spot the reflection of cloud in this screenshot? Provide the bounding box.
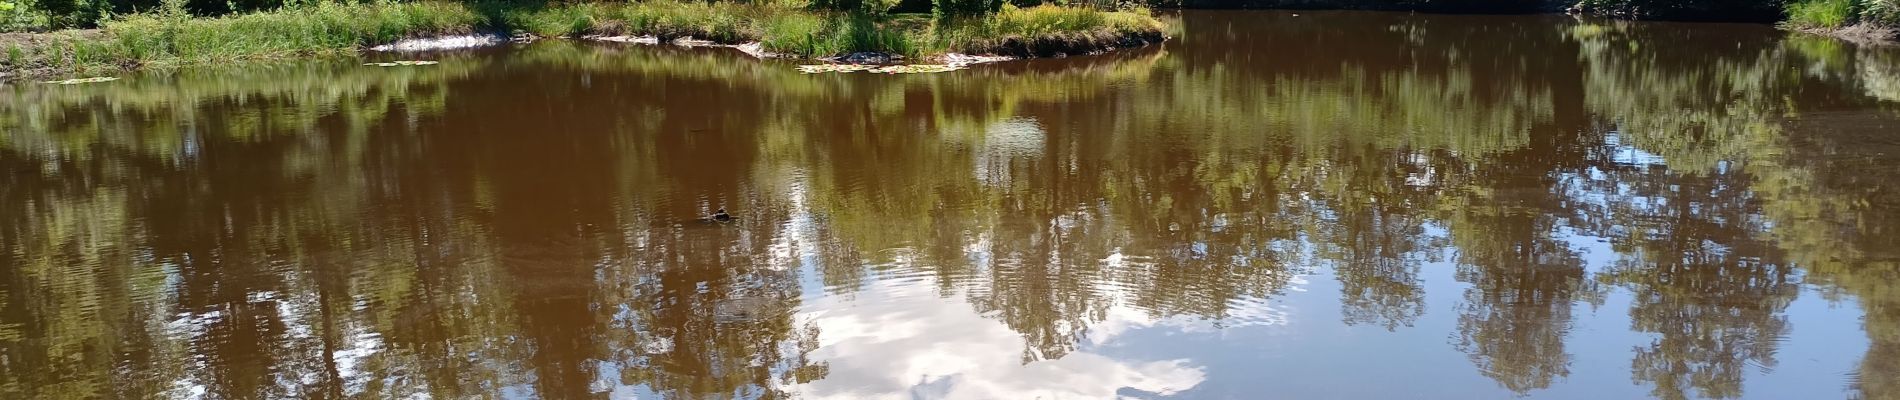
[791,282,1205,399]
[972,118,1046,188]
[1862,53,1900,102]
[1085,249,1296,346]
[1085,296,1293,348]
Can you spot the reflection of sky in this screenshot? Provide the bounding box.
[790,279,1207,399]
[773,231,1870,399]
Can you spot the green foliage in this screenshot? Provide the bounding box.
[932,4,1161,54]
[758,11,831,53]
[8,2,481,74]
[1862,0,1900,25]
[108,1,478,62]
[497,1,1157,58]
[505,1,758,41]
[1,0,46,31]
[3,0,1164,77]
[1780,0,1900,29]
[1786,0,1859,28]
[808,0,902,14]
[934,0,1003,18]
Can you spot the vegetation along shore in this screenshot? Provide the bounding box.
[1,0,1896,79]
[0,0,1165,79]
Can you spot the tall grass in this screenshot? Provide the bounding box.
[933,4,1164,55]
[505,1,755,42]
[1786,0,1860,28]
[3,0,1165,78]
[8,2,481,74]
[757,14,924,57]
[504,1,1162,58]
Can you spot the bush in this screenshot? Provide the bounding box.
[934,0,1003,18]
[1864,0,1900,25]
[2,0,48,31]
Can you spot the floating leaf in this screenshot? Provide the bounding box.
[363,60,440,67]
[870,64,962,74]
[43,77,119,85]
[797,64,877,74]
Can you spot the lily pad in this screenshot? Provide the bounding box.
[43,77,120,85]
[363,60,440,67]
[869,64,962,74]
[797,64,878,74]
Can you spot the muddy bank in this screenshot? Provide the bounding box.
[1794,24,1900,45]
[0,30,109,79]
[957,30,1167,59]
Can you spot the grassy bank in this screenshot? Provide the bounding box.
[4,2,483,77]
[1782,0,1900,41]
[507,1,1164,57]
[0,1,1165,79]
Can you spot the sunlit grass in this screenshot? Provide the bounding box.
[8,2,482,75]
[931,4,1164,55]
[1785,0,1859,28]
[2,1,1164,78]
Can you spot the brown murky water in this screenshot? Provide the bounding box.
[5,10,1900,399]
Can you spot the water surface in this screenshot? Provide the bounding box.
[5,10,1900,400]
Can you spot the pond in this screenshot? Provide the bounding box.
[4,9,1899,400]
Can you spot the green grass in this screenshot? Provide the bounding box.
[1785,0,1860,28]
[3,1,1165,78]
[500,1,1160,57]
[10,2,482,75]
[933,4,1166,56]
[505,1,756,42]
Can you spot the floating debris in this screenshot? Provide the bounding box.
[797,64,878,74]
[826,52,902,64]
[940,53,1014,67]
[363,60,440,67]
[797,64,964,74]
[587,35,661,44]
[369,35,502,52]
[870,64,961,74]
[43,77,119,85]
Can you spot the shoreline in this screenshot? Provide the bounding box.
[0,2,1169,81]
[1790,24,1900,44]
[6,4,1897,81]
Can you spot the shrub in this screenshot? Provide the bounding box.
[1864,0,1900,25]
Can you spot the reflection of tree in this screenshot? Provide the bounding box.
[1307,148,1443,331]
[1589,168,1796,400]
[1444,183,1602,393]
[1746,110,1900,400]
[5,10,1900,400]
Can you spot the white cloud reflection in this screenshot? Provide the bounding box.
[790,282,1207,399]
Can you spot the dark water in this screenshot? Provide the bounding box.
[5,10,1900,400]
